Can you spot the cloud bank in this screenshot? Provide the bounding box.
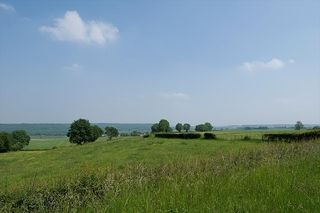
[40,11,119,46]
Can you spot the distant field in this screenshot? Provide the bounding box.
[1,130,319,212]
[24,136,70,150]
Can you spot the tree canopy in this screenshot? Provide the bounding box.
[195,122,214,132]
[183,123,191,132]
[105,126,119,140]
[67,119,100,145]
[295,121,304,130]
[175,123,183,132]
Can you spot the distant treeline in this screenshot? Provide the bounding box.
[0,124,152,136]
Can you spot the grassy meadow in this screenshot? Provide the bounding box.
[1,130,320,212]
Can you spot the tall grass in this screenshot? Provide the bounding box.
[1,140,319,212]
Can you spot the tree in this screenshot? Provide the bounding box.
[105,126,119,140]
[195,124,206,132]
[67,119,93,145]
[158,119,171,132]
[183,123,191,132]
[90,125,103,142]
[0,132,12,153]
[175,123,183,132]
[204,122,213,131]
[11,130,31,151]
[295,121,304,130]
[151,123,159,133]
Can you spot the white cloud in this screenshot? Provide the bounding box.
[0,2,15,13]
[240,58,287,72]
[40,11,119,46]
[62,63,83,72]
[159,92,190,101]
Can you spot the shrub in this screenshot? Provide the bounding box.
[204,133,217,139]
[242,136,251,141]
[143,134,150,138]
[262,130,320,142]
[155,133,201,139]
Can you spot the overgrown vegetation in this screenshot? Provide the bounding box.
[1,137,319,212]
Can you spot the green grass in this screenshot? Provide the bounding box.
[1,131,319,212]
[23,136,70,150]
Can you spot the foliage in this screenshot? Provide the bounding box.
[67,119,94,145]
[195,122,213,132]
[183,123,191,132]
[151,119,171,132]
[158,119,171,132]
[0,130,31,152]
[155,133,201,139]
[151,123,159,133]
[295,121,304,130]
[0,132,12,152]
[90,125,103,142]
[105,127,119,140]
[204,133,217,139]
[175,123,183,132]
[262,130,320,142]
[242,135,251,141]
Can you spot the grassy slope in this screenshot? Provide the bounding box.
[1,132,319,212]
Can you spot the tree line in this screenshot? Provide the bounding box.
[151,119,213,133]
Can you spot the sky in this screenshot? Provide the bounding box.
[0,0,319,125]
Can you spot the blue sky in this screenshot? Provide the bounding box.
[0,0,319,125]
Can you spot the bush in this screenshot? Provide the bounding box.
[262,130,320,142]
[242,136,251,141]
[204,133,217,139]
[143,134,150,138]
[155,133,201,139]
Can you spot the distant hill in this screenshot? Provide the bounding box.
[0,123,152,136]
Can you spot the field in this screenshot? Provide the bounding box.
[1,130,320,212]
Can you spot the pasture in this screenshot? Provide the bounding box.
[1,130,320,212]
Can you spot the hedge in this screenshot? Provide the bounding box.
[204,133,217,139]
[155,133,201,139]
[262,130,320,142]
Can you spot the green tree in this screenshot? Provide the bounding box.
[90,125,103,142]
[151,123,159,133]
[158,119,171,132]
[295,121,304,130]
[0,132,12,153]
[11,130,31,150]
[67,119,93,145]
[204,122,213,131]
[183,123,191,132]
[195,124,206,132]
[105,126,119,140]
[175,123,183,132]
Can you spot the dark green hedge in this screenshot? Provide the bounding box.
[262,131,320,142]
[204,133,217,139]
[155,133,201,139]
